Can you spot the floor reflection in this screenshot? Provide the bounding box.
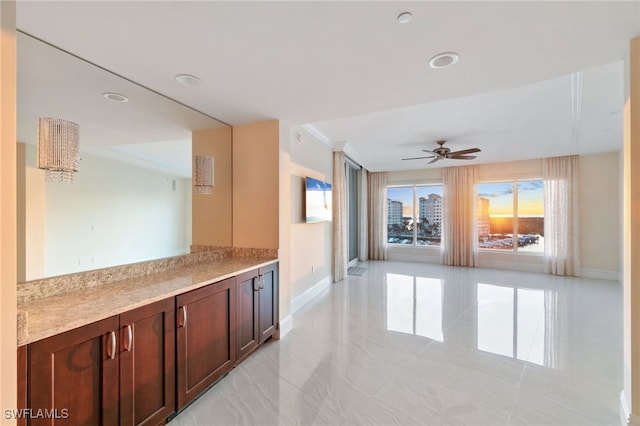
[386,272,563,368]
[386,273,443,341]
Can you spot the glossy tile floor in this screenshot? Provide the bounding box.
[169,261,623,425]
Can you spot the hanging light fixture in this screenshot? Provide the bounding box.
[193,155,214,194]
[37,117,79,183]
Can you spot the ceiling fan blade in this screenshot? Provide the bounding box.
[449,155,477,160]
[428,157,441,165]
[448,148,481,156]
[402,156,436,161]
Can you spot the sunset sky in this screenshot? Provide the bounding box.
[388,181,543,218]
[478,181,544,217]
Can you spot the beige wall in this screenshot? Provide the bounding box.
[288,127,333,300]
[192,127,233,247]
[233,120,279,249]
[579,152,621,275]
[1,0,17,421]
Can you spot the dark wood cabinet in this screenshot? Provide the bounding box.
[235,270,260,363]
[27,299,175,426]
[119,298,175,426]
[28,316,120,426]
[22,262,278,424]
[258,263,278,343]
[176,277,236,410]
[235,263,279,364]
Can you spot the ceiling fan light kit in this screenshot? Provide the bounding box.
[402,139,481,164]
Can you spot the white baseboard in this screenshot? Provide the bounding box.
[387,253,440,264]
[278,314,292,339]
[621,390,630,426]
[478,259,544,273]
[581,268,621,282]
[291,275,331,314]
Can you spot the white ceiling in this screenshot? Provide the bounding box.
[15,1,640,172]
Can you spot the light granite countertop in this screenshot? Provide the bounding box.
[17,257,277,346]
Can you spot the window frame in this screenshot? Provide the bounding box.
[477,178,544,254]
[387,183,443,248]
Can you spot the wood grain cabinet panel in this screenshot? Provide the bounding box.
[176,277,236,410]
[28,316,120,426]
[235,263,279,365]
[119,298,175,426]
[26,299,176,426]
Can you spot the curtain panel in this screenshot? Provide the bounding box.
[359,168,369,261]
[441,165,478,266]
[332,151,347,282]
[543,155,580,276]
[368,171,388,260]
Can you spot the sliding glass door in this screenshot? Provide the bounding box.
[346,162,360,265]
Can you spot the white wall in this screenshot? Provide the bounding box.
[386,155,621,278]
[288,126,333,300]
[24,145,191,278]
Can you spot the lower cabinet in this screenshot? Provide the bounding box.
[21,262,278,424]
[27,298,175,425]
[236,263,279,364]
[176,277,236,410]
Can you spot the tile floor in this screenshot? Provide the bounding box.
[169,261,623,425]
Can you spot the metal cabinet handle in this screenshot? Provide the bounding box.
[107,331,117,360]
[178,306,187,328]
[259,274,264,290]
[124,325,133,352]
[253,276,260,292]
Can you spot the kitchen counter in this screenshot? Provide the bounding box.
[17,257,278,346]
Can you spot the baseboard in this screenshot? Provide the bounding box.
[621,390,630,426]
[387,253,440,264]
[581,268,621,282]
[478,259,544,273]
[277,314,292,339]
[291,275,331,314]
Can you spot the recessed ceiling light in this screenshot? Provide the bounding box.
[397,12,413,24]
[102,92,129,102]
[428,52,460,69]
[175,74,202,86]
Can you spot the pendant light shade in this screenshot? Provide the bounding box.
[37,117,79,183]
[194,155,214,194]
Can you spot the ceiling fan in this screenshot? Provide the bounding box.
[402,140,481,164]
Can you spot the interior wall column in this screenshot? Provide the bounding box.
[623,35,640,426]
[0,0,18,422]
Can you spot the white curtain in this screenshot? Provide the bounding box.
[543,155,580,276]
[359,169,369,261]
[333,151,347,282]
[441,165,478,266]
[368,171,388,260]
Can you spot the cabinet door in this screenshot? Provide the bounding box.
[176,277,236,409]
[119,298,175,426]
[29,316,120,426]
[235,269,259,364]
[17,345,27,426]
[258,263,279,343]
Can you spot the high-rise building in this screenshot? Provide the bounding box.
[419,194,442,224]
[387,199,403,225]
[477,197,490,238]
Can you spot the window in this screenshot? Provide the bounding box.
[387,185,443,246]
[477,180,544,252]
